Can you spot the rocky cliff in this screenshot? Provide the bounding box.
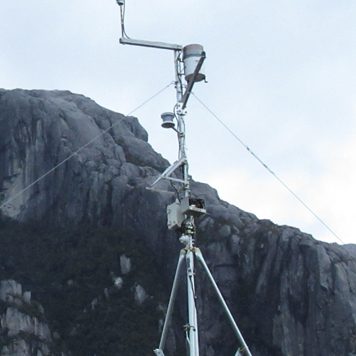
[0,89,355,355]
[0,280,56,355]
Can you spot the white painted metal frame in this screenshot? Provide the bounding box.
[116,2,252,355]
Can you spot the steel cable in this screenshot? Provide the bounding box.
[191,92,344,244]
[0,82,173,212]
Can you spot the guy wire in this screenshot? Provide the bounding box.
[191,92,344,244]
[0,82,174,212]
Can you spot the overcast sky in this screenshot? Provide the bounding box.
[1,1,355,244]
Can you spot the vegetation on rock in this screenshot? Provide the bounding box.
[0,217,169,355]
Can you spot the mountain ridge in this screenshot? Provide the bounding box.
[0,88,355,355]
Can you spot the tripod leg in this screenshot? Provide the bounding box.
[154,249,186,355]
[195,248,253,356]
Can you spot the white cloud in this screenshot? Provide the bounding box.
[1,0,356,246]
[201,129,356,244]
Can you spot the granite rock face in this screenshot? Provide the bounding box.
[0,89,355,355]
[0,88,168,225]
[0,280,57,356]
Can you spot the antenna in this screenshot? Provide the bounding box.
[115,2,252,355]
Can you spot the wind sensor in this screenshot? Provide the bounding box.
[116,2,252,355]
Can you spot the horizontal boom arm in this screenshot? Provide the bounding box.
[120,37,182,51]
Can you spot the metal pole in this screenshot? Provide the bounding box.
[116,4,252,355]
[173,49,199,356]
[156,250,186,353]
[186,247,199,356]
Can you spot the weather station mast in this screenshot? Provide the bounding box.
[115,1,252,355]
